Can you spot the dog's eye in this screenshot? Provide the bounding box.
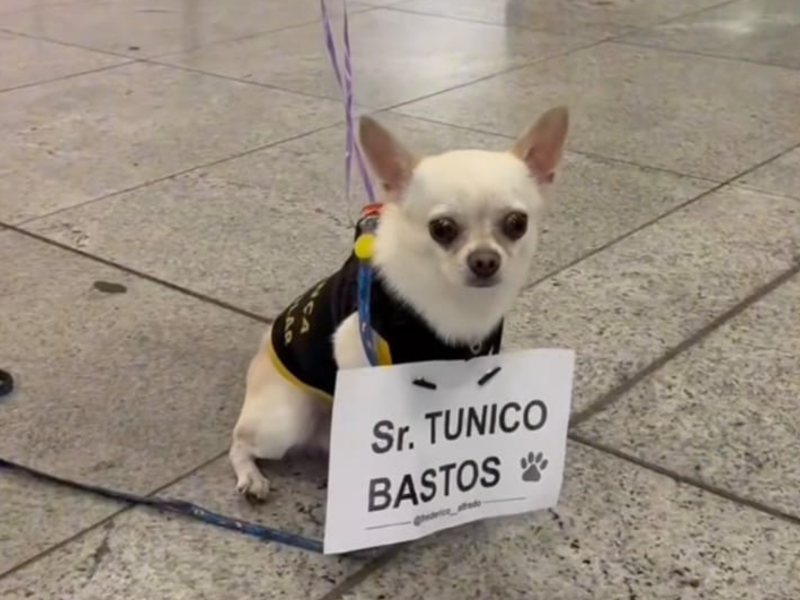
[429,218,459,246]
[502,212,528,241]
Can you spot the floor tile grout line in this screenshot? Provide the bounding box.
[0,25,347,106]
[383,37,609,114]
[526,138,800,291]
[635,0,739,28]
[139,58,349,103]
[571,258,800,428]
[0,60,136,96]
[15,120,344,228]
[0,224,274,325]
[0,449,229,581]
[553,147,721,184]
[729,183,800,205]
[524,182,727,291]
[144,5,380,63]
[0,4,381,67]
[0,26,142,60]
[612,38,800,73]
[570,432,800,527]
[314,546,406,600]
[385,111,722,184]
[0,4,374,109]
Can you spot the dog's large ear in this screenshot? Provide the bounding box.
[359,116,418,194]
[512,106,569,185]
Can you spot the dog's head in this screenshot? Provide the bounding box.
[360,108,568,343]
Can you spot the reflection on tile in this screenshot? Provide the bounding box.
[398,42,800,180]
[0,470,120,575]
[26,113,713,315]
[504,186,800,413]
[0,0,85,15]
[0,0,369,57]
[390,3,627,42]
[0,31,126,91]
[163,8,594,108]
[577,273,800,518]
[736,147,800,200]
[0,62,341,223]
[0,504,361,599]
[340,443,800,600]
[393,0,722,34]
[621,0,800,70]
[0,231,263,492]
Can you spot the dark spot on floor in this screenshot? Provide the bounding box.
[547,508,565,531]
[94,281,127,294]
[128,45,140,51]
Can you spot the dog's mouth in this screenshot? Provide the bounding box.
[465,275,501,289]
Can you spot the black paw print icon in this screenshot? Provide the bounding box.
[520,452,548,482]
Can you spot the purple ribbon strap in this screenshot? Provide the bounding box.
[320,0,376,208]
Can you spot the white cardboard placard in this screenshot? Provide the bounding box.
[324,349,575,555]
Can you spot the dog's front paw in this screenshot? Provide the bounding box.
[236,471,272,502]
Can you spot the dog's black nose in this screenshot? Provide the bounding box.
[467,249,501,279]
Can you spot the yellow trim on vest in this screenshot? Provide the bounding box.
[267,333,393,405]
[375,334,392,366]
[267,341,333,405]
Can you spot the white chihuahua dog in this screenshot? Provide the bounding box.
[230,107,569,500]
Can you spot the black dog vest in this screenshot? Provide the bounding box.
[268,214,504,402]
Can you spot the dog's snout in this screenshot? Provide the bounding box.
[467,249,501,279]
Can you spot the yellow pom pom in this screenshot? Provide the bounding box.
[354,234,375,260]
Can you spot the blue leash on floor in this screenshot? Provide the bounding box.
[0,457,324,554]
[0,368,323,554]
[0,456,325,553]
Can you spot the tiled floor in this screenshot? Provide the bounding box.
[1,0,799,598]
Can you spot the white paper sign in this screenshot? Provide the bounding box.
[324,349,575,555]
